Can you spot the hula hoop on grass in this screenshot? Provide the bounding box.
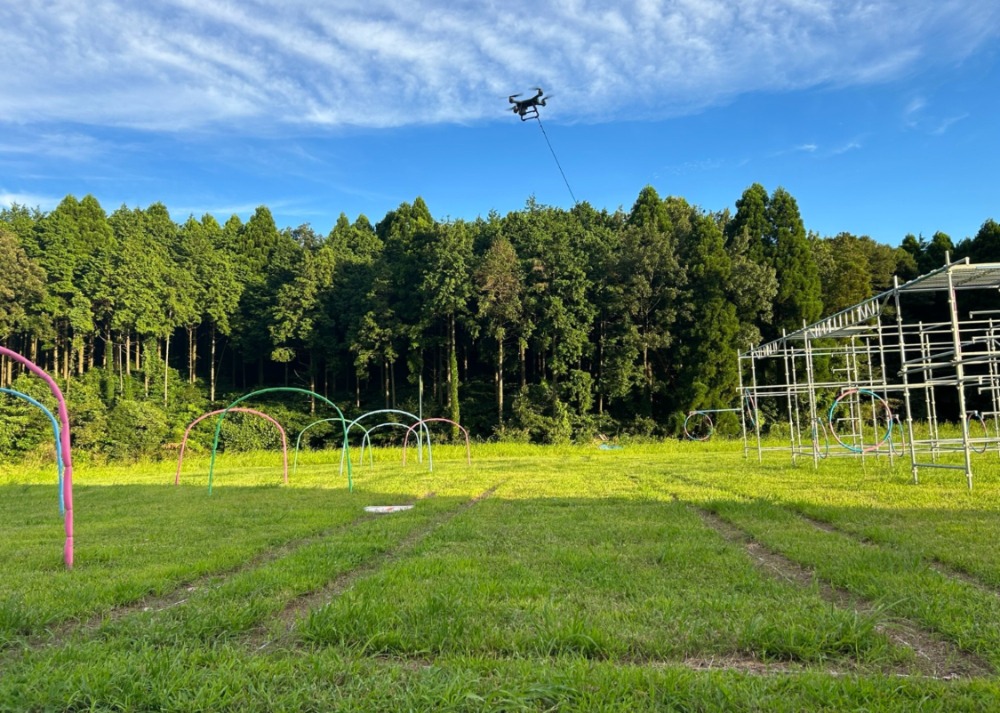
[683,411,714,441]
[827,388,893,453]
[966,411,989,454]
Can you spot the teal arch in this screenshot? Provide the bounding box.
[0,387,65,515]
[292,416,353,477]
[359,421,429,470]
[338,409,432,474]
[209,388,351,494]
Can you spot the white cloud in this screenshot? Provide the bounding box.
[0,0,997,130]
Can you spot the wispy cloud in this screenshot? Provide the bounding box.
[0,190,63,210]
[830,139,863,155]
[903,94,971,136]
[1,1,998,130]
[931,113,969,135]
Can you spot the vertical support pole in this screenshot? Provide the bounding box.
[945,266,974,489]
[749,352,763,463]
[803,329,820,468]
[738,353,749,460]
[989,319,1000,455]
[780,330,797,465]
[894,279,919,483]
[874,310,895,466]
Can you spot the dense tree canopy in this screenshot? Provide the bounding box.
[0,187,991,458]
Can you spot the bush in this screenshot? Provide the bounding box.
[103,399,169,462]
[510,383,573,445]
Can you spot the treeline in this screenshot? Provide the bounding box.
[1,184,998,460]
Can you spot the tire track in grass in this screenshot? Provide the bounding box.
[648,470,993,678]
[790,508,1000,595]
[8,491,442,656]
[687,503,992,679]
[671,470,1000,642]
[247,481,505,651]
[677,467,1000,597]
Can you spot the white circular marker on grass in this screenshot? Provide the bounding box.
[364,505,414,514]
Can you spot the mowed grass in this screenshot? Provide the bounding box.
[2,442,1000,710]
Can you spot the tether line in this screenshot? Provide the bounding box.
[535,116,578,205]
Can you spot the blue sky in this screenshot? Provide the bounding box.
[1,1,998,246]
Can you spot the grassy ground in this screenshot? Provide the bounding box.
[3,441,1000,710]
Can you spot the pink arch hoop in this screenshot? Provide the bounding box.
[175,408,289,486]
[402,418,472,466]
[0,345,74,568]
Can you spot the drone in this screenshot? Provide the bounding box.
[509,87,550,121]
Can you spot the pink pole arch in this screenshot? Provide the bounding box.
[0,346,74,568]
[175,408,289,486]
[403,418,472,466]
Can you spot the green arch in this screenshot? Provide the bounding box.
[339,409,431,473]
[209,388,352,494]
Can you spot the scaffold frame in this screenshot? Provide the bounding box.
[739,256,1000,489]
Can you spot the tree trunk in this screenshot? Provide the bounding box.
[125,332,131,376]
[164,332,170,406]
[449,314,459,437]
[497,336,504,425]
[383,360,389,409]
[210,325,217,402]
[53,329,60,380]
[390,359,397,409]
[309,350,316,415]
[187,325,196,384]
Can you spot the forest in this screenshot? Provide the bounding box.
[1,183,998,461]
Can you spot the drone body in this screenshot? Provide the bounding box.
[508,87,549,121]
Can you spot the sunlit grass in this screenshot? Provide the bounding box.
[4,441,1000,709]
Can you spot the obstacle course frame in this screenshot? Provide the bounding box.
[739,257,1000,489]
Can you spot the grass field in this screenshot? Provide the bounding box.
[4,441,1000,711]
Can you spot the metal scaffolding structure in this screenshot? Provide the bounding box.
[739,257,1000,489]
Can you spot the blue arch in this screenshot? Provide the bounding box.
[0,387,65,515]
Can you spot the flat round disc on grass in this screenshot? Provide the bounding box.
[364,505,414,514]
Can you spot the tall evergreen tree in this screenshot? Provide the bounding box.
[672,201,741,411]
[766,187,822,336]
